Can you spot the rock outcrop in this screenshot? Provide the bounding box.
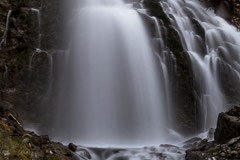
[0,108,79,160]
[186,106,240,160]
[215,106,240,143]
[0,0,66,128]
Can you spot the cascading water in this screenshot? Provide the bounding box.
[160,0,240,131]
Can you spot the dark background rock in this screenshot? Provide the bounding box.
[0,0,67,128]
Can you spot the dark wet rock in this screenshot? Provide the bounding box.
[68,143,77,152]
[182,137,202,149]
[215,106,240,143]
[186,137,240,160]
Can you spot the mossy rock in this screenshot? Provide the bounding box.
[0,120,32,160]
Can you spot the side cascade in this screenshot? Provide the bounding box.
[160,0,240,131]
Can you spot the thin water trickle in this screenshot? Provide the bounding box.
[31,8,42,49]
[0,10,12,50]
[3,64,8,79]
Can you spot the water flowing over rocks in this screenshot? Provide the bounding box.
[136,0,198,135]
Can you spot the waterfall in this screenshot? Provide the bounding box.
[23,0,240,155]
[48,0,173,147]
[160,0,240,131]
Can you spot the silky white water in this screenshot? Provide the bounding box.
[49,0,171,147]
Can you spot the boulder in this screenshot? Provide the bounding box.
[214,106,240,143]
[68,143,77,152]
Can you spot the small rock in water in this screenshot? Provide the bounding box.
[68,143,77,152]
[77,149,91,159]
[207,128,215,140]
[182,137,202,149]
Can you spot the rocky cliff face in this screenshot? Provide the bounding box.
[0,0,66,126]
[0,1,81,159]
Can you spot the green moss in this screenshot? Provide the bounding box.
[0,126,32,160]
[13,136,24,143]
[0,120,12,133]
[208,148,220,154]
